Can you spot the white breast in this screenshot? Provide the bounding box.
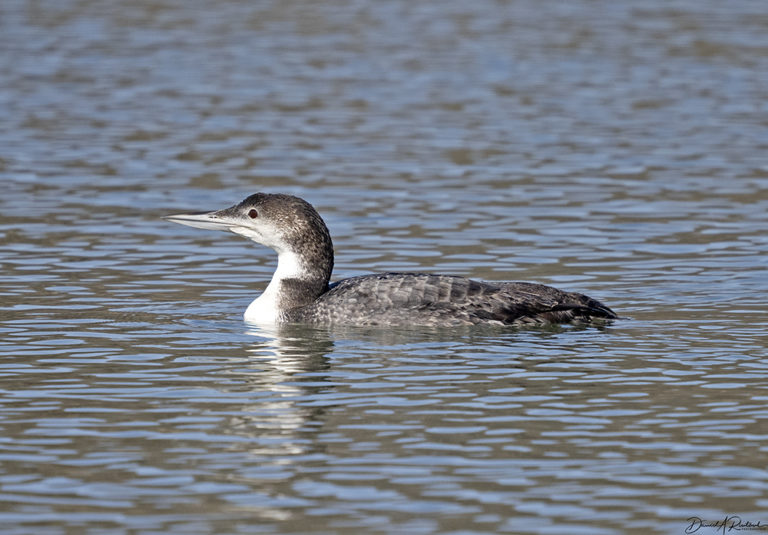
[244,294,281,324]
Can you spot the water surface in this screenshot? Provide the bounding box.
[1,1,767,534]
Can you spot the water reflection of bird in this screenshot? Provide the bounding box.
[165,193,617,327]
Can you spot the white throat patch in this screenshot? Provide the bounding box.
[243,251,305,324]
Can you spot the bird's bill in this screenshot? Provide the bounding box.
[163,208,242,231]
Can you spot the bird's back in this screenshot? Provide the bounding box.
[285,272,616,326]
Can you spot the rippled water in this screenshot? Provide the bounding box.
[2,1,768,534]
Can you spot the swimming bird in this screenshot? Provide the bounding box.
[164,193,617,327]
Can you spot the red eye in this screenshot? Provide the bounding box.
[248,209,258,219]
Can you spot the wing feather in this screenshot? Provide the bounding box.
[288,273,616,326]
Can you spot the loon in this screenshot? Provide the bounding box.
[164,193,617,327]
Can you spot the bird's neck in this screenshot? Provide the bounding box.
[244,247,333,324]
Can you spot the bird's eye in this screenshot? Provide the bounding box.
[248,209,258,219]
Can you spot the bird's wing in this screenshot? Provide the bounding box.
[293,273,614,326]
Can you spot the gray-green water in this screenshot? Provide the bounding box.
[1,1,767,534]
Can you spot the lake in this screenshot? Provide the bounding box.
[1,1,767,533]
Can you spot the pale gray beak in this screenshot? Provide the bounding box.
[163,206,243,231]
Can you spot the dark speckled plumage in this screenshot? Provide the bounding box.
[287,272,616,326]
